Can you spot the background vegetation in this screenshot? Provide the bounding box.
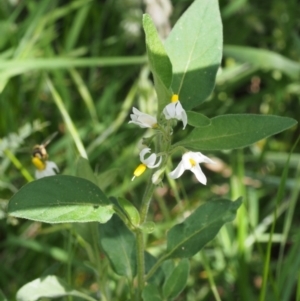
[0,0,300,300]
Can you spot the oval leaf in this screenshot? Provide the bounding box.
[139,221,155,233]
[177,114,297,151]
[117,197,140,227]
[99,215,136,278]
[8,175,114,224]
[162,259,190,300]
[16,275,97,301]
[166,198,242,258]
[142,284,162,301]
[165,0,222,110]
[186,111,211,127]
[143,14,172,113]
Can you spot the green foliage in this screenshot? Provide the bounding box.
[76,156,99,185]
[99,215,137,278]
[8,175,114,223]
[165,0,223,110]
[1,0,300,300]
[117,197,140,227]
[166,198,242,258]
[142,284,162,301]
[162,259,190,300]
[143,14,173,114]
[177,114,297,151]
[186,111,211,127]
[224,45,300,80]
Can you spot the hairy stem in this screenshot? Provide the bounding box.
[136,229,145,299]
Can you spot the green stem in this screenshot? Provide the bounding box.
[4,149,34,182]
[135,128,172,298]
[136,229,145,299]
[90,223,108,301]
[201,251,221,301]
[145,254,168,281]
[139,178,155,224]
[135,178,155,299]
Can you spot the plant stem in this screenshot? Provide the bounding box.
[135,130,171,298]
[90,223,108,301]
[139,178,155,224]
[136,229,145,299]
[4,149,34,182]
[135,177,155,299]
[145,254,168,281]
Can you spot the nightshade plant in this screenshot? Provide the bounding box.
[7,1,297,301]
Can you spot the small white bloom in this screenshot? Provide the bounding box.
[152,167,165,184]
[163,94,187,129]
[169,151,214,185]
[132,148,162,181]
[129,107,158,128]
[34,160,59,179]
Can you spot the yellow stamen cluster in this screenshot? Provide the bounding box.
[132,163,147,181]
[189,158,197,167]
[32,157,46,171]
[171,94,179,103]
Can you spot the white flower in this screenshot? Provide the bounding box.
[169,151,214,185]
[132,148,162,181]
[152,168,165,184]
[32,157,59,179]
[129,107,158,128]
[163,94,187,129]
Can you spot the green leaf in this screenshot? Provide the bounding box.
[139,221,155,233]
[16,275,97,301]
[76,156,98,186]
[186,111,211,127]
[177,114,297,151]
[224,45,300,80]
[165,0,222,110]
[99,215,136,278]
[163,259,190,300]
[143,14,172,113]
[8,175,114,224]
[166,198,242,258]
[161,259,176,280]
[117,197,140,227]
[142,284,162,301]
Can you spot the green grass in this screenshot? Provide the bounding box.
[0,0,300,300]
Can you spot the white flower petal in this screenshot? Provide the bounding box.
[139,148,162,168]
[170,151,214,184]
[169,161,185,179]
[143,153,157,166]
[194,152,215,164]
[162,100,187,129]
[35,161,59,179]
[139,148,150,160]
[191,164,207,185]
[181,109,188,129]
[129,107,157,128]
[132,107,140,114]
[164,102,176,119]
[149,155,162,168]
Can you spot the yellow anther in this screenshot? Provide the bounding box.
[189,158,197,167]
[132,163,147,181]
[32,157,46,171]
[171,94,179,103]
